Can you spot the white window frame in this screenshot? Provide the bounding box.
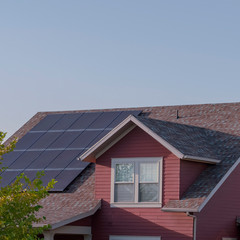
[110,236,161,240]
[111,157,163,208]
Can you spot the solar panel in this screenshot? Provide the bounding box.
[29,132,63,149]
[0,171,21,188]
[1,151,23,168]
[53,169,84,191]
[48,131,82,149]
[69,112,102,130]
[26,150,62,169]
[88,111,121,129]
[15,132,44,150]
[68,130,102,149]
[3,110,142,192]
[50,113,83,130]
[47,150,85,169]
[31,114,64,131]
[10,151,42,169]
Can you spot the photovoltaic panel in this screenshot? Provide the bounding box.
[88,111,121,129]
[15,132,44,150]
[0,171,21,188]
[66,155,89,169]
[10,151,42,169]
[26,150,62,169]
[47,150,85,169]
[1,151,23,168]
[47,131,82,149]
[90,129,111,145]
[69,112,102,130]
[31,114,64,131]
[40,170,62,187]
[107,110,142,128]
[3,110,142,192]
[68,130,102,149]
[53,169,85,191]
[50,113,83,130]
[29,132,63,149]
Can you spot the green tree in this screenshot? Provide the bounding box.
[0,132,56,240]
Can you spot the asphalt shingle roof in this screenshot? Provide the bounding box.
[6,102,240,221]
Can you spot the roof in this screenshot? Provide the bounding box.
[4,102,240,222]
[35,163,100,229]
[80,114,240,212]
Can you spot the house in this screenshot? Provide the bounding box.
[3,102,240,240]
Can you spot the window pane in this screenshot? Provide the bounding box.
[114,184,134,202]
[115,163,134,182]
[139,183,158,202]
[140,162,158,182]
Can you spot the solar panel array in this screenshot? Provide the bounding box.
[1,110,141,191]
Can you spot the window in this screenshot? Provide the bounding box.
[110,236,161,240]
[111,157,162,207]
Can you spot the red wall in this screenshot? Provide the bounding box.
[196,162,240,240]
[92,127,194,240]
[180,160,208,197]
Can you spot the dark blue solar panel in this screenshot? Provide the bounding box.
[10,151,42,169]
[1,151,23,168]
[69,112,102,129]
[88,111,121,129]
[0,171,21,188]
[47,150,85,169]
[29,132,63,149]
[68,130,101,149]
[15,132,44,150]
[53,169,84,191]
[3,110,142,192]
[27,150,62,169]
[40,170,62,187]
[31,114,64,131]
[50,113,83,130]
[67,156,89,169]
[48,131,82,149]
[107,110,142,128]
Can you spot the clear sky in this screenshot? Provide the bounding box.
[1,1,240,138]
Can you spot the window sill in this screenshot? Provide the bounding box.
[110,202,162,208]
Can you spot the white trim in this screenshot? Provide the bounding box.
[182,155,220,164]
[49,226,91,235]
[50,200,101,229]
[110,236,161,240]
[198,157,240,212]
[111,157,162,207]
[161,207,198,212]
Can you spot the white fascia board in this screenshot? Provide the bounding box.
[182,155,221,164]
[79,115,135,161]
[51,200,101,230]
[161,207,199,213]
[198,157,240,212]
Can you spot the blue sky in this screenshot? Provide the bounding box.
[1,1,240,137]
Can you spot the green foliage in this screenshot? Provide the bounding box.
[0,132,56,240]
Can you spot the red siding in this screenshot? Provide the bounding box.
[180,160,208,197]
[196,162,240,240]
[68,216,92,226]
[93,127,193,240]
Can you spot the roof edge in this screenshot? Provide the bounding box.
[50,200,101,230]
[161,207,199,213]
[198,157,240,212]
[182,155,221,164]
